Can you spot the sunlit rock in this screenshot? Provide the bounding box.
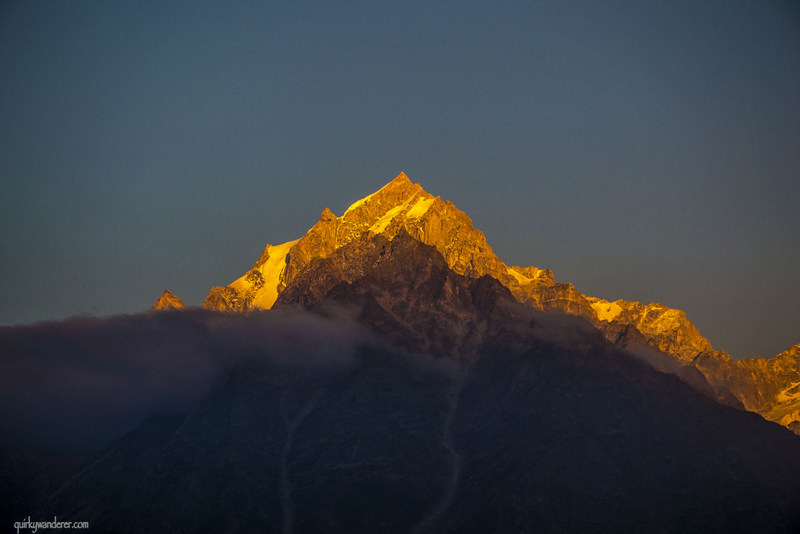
[151,289,185,311]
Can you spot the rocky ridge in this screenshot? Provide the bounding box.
[694,343,800,427]
[159,173,799,433]
[275,229,532,361]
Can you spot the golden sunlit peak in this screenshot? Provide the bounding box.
[392,171,411,184]
[380,171,425,196]
[375,172,418,196]
[343,172,424,216]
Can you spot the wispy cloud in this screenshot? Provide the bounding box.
[0,308,370,452]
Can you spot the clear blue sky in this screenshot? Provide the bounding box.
[1,1,798,360]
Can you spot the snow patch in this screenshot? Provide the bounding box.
[507,266,552,285]
[777,382,800,404]
[343,174,416,217]
[640,306,683,334]
[507,267,530,285]
[230,239,299,309]
[365,193,434,234]
[591,299,623,322]
[343,191,376,216]
[369,204,406,234]
[406,196,435,219]
[529,268,548,279]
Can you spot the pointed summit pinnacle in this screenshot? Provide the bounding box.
[373,171,420,198]
[319,207,336,221]
[387,171,425,195]
[151,289,185,311]
[341,173,425,219]
[392,171,411,185]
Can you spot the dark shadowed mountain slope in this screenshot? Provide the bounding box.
[4,238,800,532]
[5,320,800,533]
[276,230,519,360]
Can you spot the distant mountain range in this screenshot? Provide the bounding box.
[2,173,799,532]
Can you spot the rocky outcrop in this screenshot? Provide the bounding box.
[151,290,185,311]
[276,230,519,360]
[587,298,713,361]
[693,344,800,435]
[202,286,250,312]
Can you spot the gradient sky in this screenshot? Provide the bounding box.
[1,1,798,360]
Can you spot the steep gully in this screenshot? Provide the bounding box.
[280,391,319,534]
[411,370,467,534]
[276,372,468,534]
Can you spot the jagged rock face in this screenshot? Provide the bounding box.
[588,298,713,361]
[277,230,520,360]
[202,239,299,312]
[151,290,185,311]
[281,172,511,291]
[694,344,800,435]
[535,282,596,317]
[203,286,250,312]
[205,173,558,315]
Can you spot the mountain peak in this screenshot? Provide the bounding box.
[342,172,426,219]
[202,173,548,316]
[183,171,800,434]
[151,290,185,311]
[195,174,708,350]
[391,171,411,185]
[319,207,337,221]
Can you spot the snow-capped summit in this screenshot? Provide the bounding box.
[196,173,722,361]
[202,172,550,313]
